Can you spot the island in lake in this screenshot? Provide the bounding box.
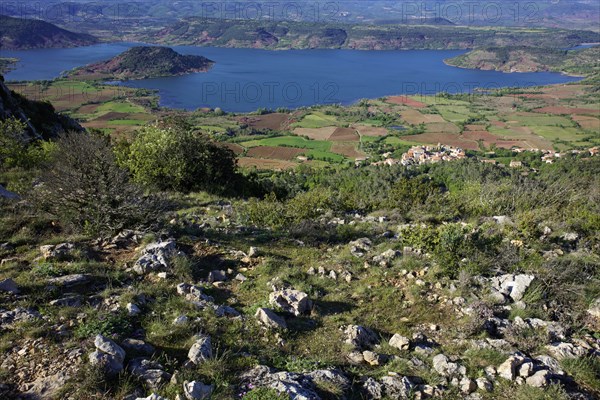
[68,46,215,81]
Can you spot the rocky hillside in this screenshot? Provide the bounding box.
[0,15,97,50]
[146,18,600,50]
[445,46,600,76]
[0,75,82,139]
[69,46,215,80]
[1,142,599,399]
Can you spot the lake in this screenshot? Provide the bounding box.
[3,43,581,112]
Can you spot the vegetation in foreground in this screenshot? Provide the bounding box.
[1,93,599,399]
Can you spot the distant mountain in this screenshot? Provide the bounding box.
[0,75,83,139]
[69,46,214,80]
[0,15,97,50]
[446,46,600,77]
[148,18,600,51]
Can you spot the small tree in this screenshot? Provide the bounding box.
[120,120,238,193]
[33,132,162,236]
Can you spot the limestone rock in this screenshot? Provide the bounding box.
[129,358,171,389]
[372,249,401,267]
[497,355,524,380]
[587,298,600,319]
[389,333,410,350]
[460,377,477,394]
[126,303,141,316]
[188,335,212,364]
[432,354,466,377]
[545,342,587,360]
[135,394,168,400]
[47,273,91,287]
[344,325,378,350]
[526,370,551,387]
[380,375,415,399]
[255,307,287,329]
[208,270,227,283]
[362,377,383,399]
[134,239,177,274]
[248,247,261,258]
[490,274,534,302]
[39,243,76,260]
[240,365,320,400]
[349,238,372,257]
[184,380,214,400]
[306,369,350,392]
[269,289,312,316]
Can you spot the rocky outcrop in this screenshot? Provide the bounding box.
[0,74,83,140]
[269,289,312,316]
[133,239,178,274]
[255,307,287,330]
[89,334,126,375]
[188,335,213,364]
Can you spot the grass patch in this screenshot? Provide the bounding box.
[240,136,332,152]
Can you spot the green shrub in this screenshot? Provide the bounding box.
[242,387,289,400]
[119,119,238,193]
[74,312,133,339]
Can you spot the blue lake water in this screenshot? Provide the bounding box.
[2,43,581,112]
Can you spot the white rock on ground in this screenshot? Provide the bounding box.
[389,334,410,350]
[89,334,126,375]
[490,274,535,302]
[133,239,178,274]
[188,335,212,364]
[432,354,466,377]
[269,289,312,316]
[344,325,378,349]
[526,370,551,387]
[183,380,214,400]
[255,307,287,329]
[497,355,525,380]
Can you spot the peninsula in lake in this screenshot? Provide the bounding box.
[68,46,215,81]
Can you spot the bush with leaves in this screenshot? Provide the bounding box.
[118,119,238,193]
[32,132,163,236]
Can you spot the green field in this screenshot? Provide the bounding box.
[96,101,146,114]
[240,136,332,151]
[508,114,576,127]
[292,112,338,128]
[106,119,148,126]
[529,126,589,141]
[436,105,472,123]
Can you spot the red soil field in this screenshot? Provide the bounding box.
[246,146,305,160]
[222,143,245,155]
[533,106,600,116]
[353,124,388,137]
[330,142,366,159]
[329,127,360,141]
[386,96,427,108]
[237,113,291,130]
